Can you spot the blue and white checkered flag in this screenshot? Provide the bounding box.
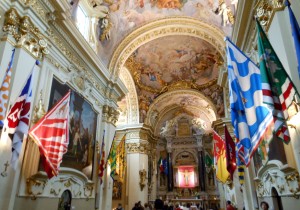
[226,38,273,166]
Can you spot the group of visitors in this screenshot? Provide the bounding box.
[116,199,270,210]
[226,200,270,210]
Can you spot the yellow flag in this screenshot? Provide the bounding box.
[216,150,230,183]
[116,135,126,182]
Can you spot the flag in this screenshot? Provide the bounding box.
[236,138,245,186]
[116,134,126,182]
[99,130,105,184]
[107,135,117,180]
[224,125,236,180]
[205,151,213,173]
[162,158,168,175]
[286,0,300,78]
[0,49,15,127]
[213,130,230,183]
[29,91,71,179]
[257,20,299,143]
[226,38,273,166]
[4,63,36,169]
[158,157,164,173]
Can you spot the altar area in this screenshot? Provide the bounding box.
[153,115,220,210]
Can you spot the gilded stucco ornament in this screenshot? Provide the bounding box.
[126,143,149,154]
[20,0,37,6]
[255,0,285,31]
[32,91,46,124]
[26,176,48,200]
[102,105,120,126]
[2,8,49,59]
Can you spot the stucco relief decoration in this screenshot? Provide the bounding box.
[255,162,300,198]
[96,0,235,64]
[2,8,49,59]
[214,0,235,26]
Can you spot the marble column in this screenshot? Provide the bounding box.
[125,127,151,210]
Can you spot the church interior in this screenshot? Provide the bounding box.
[0,0,300,210]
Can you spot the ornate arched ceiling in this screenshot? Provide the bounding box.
[144,89,217,136]
[96,0,237,65]
[110,1,238,138]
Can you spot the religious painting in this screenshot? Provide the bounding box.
[178,166,195,188]
[112,181,122,200]
[45,78,97,179]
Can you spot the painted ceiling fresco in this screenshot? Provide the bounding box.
[126,36,223,91]
[96,0,237,63]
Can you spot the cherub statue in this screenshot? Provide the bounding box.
[215,1,234,26]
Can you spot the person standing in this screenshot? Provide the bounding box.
[154,197,164,210]
[226,201,235,210]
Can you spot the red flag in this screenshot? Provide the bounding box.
[224,125,236,180]
[213,131,224,162]
[29,91,71,179]
[99,130,105,184]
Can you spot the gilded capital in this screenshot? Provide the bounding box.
[2,8,49,59]
[102,105,120,126]
[126,143,149,154]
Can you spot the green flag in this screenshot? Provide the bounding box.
[257,20,299,144]
[205,152,213,174]
[108,137,117,179]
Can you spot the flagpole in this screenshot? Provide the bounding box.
[95,129,105,209]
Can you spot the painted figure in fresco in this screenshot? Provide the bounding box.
[156,0,183,9]
[139,95,149,123]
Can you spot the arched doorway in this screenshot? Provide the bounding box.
[58,190,72,210]
[271,188,283,210]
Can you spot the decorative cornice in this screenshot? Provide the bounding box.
[254,0,285,32]
[109,17,226,79]
[2,8,49,59]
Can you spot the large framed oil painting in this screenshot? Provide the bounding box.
[42,78,97,179]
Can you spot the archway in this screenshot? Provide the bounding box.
[271,188,283,210]
[57,190,72,210]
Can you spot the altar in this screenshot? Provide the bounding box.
[170,198,220,210]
